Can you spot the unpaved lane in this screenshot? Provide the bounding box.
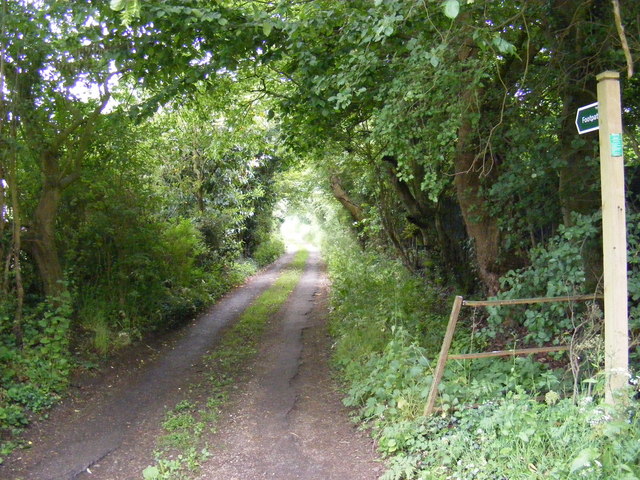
[4,254,296,480]
[198,250,383,480]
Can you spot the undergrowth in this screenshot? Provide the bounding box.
[323,223,640,480]
[0,294,73,463]
[142,249,308,479]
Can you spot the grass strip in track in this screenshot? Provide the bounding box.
[143,250,309,480]
[208,249,309,371]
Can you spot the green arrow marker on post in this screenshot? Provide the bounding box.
[575,102,599,134]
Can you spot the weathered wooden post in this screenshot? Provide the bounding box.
[596,71,629,404]
[424,295,463,416]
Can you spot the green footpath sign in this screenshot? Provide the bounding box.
[576,102,599,134]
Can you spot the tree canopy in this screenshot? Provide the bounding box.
[1,0,640,465]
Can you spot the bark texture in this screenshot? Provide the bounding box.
[453,118,501,296]
[451,38,502,296]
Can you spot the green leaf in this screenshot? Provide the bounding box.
[443,0,460,19]
[570,448,599,473]
[603,421,627,439]
[492,35,516,54]
[619,465,640,480]
[142,465,159,479]
[499,447,513,455]
[263,22,273,36]
[110,0,126,11]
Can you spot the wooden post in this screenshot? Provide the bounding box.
[463,294,601,307]
[596,71,629,404]
[424,295,463,416]
[448,345,568,360]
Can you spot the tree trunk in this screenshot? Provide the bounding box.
[26,150,65,297]
[382,156,433,232]
[21,94,105,297]
[0,166,5,293]
[453,117,501,296]
[377,182,421,273]
[30,183,64,297]
[329,174,364,223]
[380,155,440,272]
[451,35,502,296]
[9,162,24,339]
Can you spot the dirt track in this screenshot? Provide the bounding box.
[4,251,382,479]
[196,250,382,480]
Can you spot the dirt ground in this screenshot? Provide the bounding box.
[196,250,383,480]
[2,251,383,480]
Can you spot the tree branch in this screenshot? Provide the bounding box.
[611,0,634,78]
[50,91,111,155]
[329,174,364,223]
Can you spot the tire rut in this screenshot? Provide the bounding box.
[4,253,296,480]
[197,250,382,480]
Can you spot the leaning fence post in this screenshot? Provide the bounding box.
[424,295,464,416]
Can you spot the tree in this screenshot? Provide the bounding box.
[0,0,270,296]
[264,0,638,294]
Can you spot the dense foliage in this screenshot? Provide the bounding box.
[258,0,640,294]
[0,0,285,454]
[2,0,640,477]
[321,200,640,479]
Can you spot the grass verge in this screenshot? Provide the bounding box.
[142,250,309,480]
[322,226,640,479]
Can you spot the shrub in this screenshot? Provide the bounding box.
[483,213,600,346]
[0,293,73,460]
[381,393,640,480]
[252,234,285,267]
[321,215,640,480]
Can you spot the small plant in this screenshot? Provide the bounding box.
[252,234,286,267]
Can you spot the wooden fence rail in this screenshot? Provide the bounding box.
[423,294,602,416]
[448,346,569,360]
[462,294,600,308]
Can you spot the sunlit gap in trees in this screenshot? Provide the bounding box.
[0,179,7,221]
[280,215,320,253]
